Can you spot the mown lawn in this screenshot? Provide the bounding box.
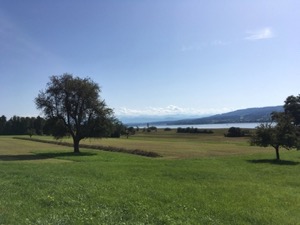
[0,133,299,225]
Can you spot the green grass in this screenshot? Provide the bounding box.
[0,133,300,224]
[22,129,270,159]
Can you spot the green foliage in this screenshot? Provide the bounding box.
[225,127,245,137]
[284,94,300,125]
[110,121,127,138]
[35,73,117,153]
[33,116,45,135]
[26,128,36,138]
[251,94,300,160]
[148,126,157,132]
[177,127,213,134]
[0,115,45,136]
[127,126,136,135]
[251,123,273,147]
[0,115,6,134]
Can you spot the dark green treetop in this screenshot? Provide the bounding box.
[35,73,116,153]
[250,95,300,160]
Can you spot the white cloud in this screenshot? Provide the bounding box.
[115,105,232,117]
[244,27,274,41]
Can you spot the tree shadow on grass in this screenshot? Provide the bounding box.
[247,159,300,166]
[0,152,96,162]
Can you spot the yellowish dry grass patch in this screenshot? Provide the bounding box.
[0,136,72,163]
[23,129,273,159]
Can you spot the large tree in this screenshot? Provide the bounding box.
[35,73,115,153]
[284,94,300,126]
[250,95,300,160]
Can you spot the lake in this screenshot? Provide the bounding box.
[154,122,263,129]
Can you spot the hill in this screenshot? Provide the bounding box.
[166,106,283,125]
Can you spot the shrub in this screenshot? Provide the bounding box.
[225,127,245,137]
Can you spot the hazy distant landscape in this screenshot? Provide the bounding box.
[124,105,283,126]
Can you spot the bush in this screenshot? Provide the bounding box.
[225,127,245,137]
[146,126,157,132]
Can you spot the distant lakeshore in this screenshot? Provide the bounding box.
[122,105,283,128]
[152,122,262,129]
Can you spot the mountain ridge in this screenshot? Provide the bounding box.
[123,106,284,126]
[166,105,283,125]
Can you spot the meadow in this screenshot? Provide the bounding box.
[0,129,299,224]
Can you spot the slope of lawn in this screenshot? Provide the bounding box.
[0,134,299,225]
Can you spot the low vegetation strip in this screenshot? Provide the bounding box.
[13,137,161,158]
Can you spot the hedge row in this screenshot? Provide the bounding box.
[177,127,214,134]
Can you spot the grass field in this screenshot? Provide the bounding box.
[0,130,300,224]
[21,129,271,159]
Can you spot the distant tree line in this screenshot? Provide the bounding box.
[0,115,44,136]
[177,127,213,134]
[125,126,158,137]
[0,115,126,138]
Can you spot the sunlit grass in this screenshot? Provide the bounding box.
[27,129,271,159]
[0,134,299,224]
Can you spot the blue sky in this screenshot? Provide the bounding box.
[1,0,299,120]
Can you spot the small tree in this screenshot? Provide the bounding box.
[27,128,36,138]
[250,112,299,160]
[125,126,136,138]
[35,73,115,153]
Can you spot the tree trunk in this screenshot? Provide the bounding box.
[275,146,280,160]
[73,137,80,154]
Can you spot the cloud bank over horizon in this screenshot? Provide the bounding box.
[115,105,233,117]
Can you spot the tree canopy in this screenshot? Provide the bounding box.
[250,95,300,160]
[284,94,300,126]
[35,73,118,153]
